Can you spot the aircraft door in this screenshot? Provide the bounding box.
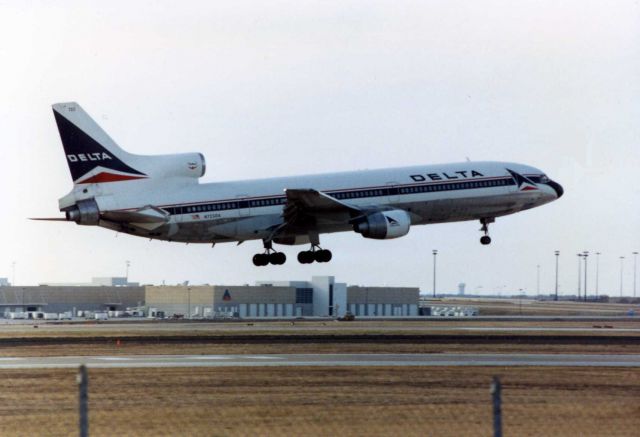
[233,194,254,238]
[386,181,399,205]
[236,194,250,217]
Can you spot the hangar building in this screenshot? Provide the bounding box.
[0,277,418,319]
[145,276,418,318]
[0,286,145,315]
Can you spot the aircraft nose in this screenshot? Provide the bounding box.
[547,180,564,198]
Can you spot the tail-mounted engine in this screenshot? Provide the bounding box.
[65,199,100,225]
[146,152,206,180]
[354,209,411,239]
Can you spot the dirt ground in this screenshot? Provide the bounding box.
[0,319,639,356]
[1,319,640,338]
[434,298,640,316]
[0,339,640,357]
[0,366,638,436]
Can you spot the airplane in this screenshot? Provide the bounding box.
[38,102,563,266]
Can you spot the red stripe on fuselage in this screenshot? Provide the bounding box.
[76,172,148,184]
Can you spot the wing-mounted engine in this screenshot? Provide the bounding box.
[354,209,411,239]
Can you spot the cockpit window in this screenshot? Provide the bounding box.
[529,175,550,184]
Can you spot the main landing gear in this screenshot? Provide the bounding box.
[252,241,286,266]
[479,218,494,245]
[297,245,332,264]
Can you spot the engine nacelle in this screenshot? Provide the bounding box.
[65,199,100,225]
[144,152,206,180]
[354,209,411,239]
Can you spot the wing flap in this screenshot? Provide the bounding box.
[284,189,360,218]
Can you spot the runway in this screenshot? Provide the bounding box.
[0,353,638,369]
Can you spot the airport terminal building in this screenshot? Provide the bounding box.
[0,276,418,319]
[145,276,419,318]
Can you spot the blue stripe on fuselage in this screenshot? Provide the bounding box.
[159,176,518,216]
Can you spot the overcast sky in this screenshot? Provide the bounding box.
[0,1,638,295]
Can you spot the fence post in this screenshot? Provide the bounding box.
[77,364,89,437]
[491,376,502,437]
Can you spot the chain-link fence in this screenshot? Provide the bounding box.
[0,365,638,436]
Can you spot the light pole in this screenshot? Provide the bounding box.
[536,264,540,296]
[620,256,625,297]
[595,252,601,301]
[583,251,589,302]
[432,250,438,298]
[11,261,16,286]
[519,289,523,315]
[187,287,192,319]
[125,260,131,282]
[633,252,638,298]
[577,254,583,301]
[554,251,560,301]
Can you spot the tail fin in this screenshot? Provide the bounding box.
[52,102,148,184]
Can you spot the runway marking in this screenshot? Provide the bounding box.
[0,353,636,369]
[95,357,133,361]
[245,355,284,360]
[189,356,231,360]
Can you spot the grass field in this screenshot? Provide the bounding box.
[431,297,640,316]
[1,318,640,338]
[1,366,638,436]
[1,318,638,435]
[0,319,638,356]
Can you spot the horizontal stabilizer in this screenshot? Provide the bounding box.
[29,217,69,222]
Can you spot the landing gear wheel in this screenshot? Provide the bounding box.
[252,253,269,266]
[298,251,314,264]
[253,240,286,266]
[315,249,332,263]
[298,246,332,264]
[479,218,494,246]
[269,252,286,265]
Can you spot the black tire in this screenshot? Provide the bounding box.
[253,254,266,266]
[270,252,286,265]
[480,236,492,245]
[315,249,332,263]
[277,252,287,265]
[298,251,313,264]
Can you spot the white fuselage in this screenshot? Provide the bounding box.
[80,160,559,245]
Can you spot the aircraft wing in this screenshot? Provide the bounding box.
[269,189,362,239]
[284,189,361,218]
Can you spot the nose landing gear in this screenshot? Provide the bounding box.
[252,241,286,266]
[479,218,494,245]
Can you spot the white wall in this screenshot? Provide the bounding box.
[311,276,333,317]
[333,282,347,317]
